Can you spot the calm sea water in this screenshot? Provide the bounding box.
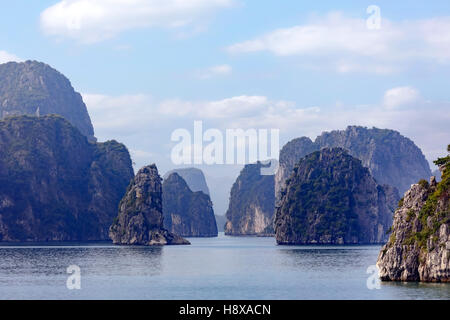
[0,233,448,300]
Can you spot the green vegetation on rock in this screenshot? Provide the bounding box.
[377,145,450,282]
[0,61,95,140]
[275,148,398,245]
[0,115,133,241]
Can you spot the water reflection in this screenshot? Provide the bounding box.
[0,238,448,300]
[0,244,163,282]
[277,246,378,271]
[381,281,450,300]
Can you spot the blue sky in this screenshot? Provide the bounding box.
[2,0,450,103]
[1,0,450,214]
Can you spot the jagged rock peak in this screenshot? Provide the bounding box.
[276,126,431,203]
[109,164,190,246]
[0,60,95,140]
[164,167,210,195]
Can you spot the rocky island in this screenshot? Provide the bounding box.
[0,115,134,241]
[377,145,450,282]
[225,161,275,236]
[275,148,398,245]
[109,165,190,245]
[163,172,217,237]
[229,126,429,238]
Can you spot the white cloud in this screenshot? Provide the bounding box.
[0,50,22,64]
[83,93,158,133]
[83,87,450,168]
[129,149,155,169]
[40,0,234,43]
[227,12,450,74]
[199,64,232,79]
[158,95,293,119]
[383,87,421,109]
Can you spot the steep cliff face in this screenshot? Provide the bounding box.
[0,115,133,241]
[0,61,95,140]
[163,168,210,195]
[315,126,431,195]
[275,148,398,245]
[377,147,450,282]
[109,165,189,245]
[163,173,217,237]
[275,137,317,205]
[275,126,431,203]
[225,161,275,236]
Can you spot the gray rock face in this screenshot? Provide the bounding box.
[0,61,95,140]
[377,154,450,282]
[164,168,210,195]
[225,161,275,236]
[109,165,190,246]
[275,126,431,203]
[275,148,399,245]
[0,115,134,241]
[163,173,217,237]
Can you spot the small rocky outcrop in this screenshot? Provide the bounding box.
[225,161,275,236]
[377,146,450,282]
[0,61,95,140]
[275,126,431,203]
[162,173,217,237]
[164,168,210,195]
[275,148,399,245]
[109,165,190,245]
[0,115,133,241]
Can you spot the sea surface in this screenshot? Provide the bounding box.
[0,233,448,300]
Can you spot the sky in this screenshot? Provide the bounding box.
[1,0,450,214]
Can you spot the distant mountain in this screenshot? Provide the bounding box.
[204,172,238,216]
[163,173,217,237]
[0,61,95,140]
[164,167,210,195]
[275,148,399,245]
[276,126,431,203]
[225,161,275,236]
[215,215,227,232]
[432,169,442,182]
[377,146,450,282]
[110,165,189,246]
[0,115,133,241]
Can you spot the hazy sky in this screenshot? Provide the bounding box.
[1,1,450,213]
